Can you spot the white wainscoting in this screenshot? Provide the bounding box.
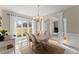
[67,33,79,48]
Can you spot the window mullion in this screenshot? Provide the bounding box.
[21,21,23,37]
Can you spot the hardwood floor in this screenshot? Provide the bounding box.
[32,43,65,54]
[19,40,65,54]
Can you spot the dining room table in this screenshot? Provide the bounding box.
[33,34,65,54]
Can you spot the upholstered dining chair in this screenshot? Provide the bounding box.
[26,32,32,47]
[29,34,46,53]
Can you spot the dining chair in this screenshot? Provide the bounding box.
[29,34,46,53]
[25,33,32,48]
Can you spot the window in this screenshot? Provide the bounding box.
[16,20,22,37]
[23,22,28,36]
[16,18,32,37]
[28,22,32,34]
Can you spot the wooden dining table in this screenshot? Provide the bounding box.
[32,34,65,54]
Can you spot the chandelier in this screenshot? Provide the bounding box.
[33,5,43,22]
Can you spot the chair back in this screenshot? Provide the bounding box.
[26,33,32,42]
[30,34,38,43]
[26,33,29,40]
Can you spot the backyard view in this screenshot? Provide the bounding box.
[16,20,32,37]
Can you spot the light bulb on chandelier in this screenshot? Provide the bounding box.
[33,5,43,22]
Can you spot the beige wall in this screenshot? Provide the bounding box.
[64,6,79,34]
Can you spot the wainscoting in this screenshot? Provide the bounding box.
[67,33,79,48]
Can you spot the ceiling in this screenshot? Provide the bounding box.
[0,5,74,17]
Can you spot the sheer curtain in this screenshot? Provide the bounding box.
[32,20,37,34]
[9,15,16,36]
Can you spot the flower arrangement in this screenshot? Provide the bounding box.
[0,29,7,36]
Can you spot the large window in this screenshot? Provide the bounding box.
[16,19,32,37]
[28,22,32,34]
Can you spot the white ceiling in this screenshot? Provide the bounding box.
[0,5,74,17]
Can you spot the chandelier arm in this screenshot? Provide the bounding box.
[33,5,43,22]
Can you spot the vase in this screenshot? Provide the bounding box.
[0,35,4,41]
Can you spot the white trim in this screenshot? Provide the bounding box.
[67,33,79,38]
